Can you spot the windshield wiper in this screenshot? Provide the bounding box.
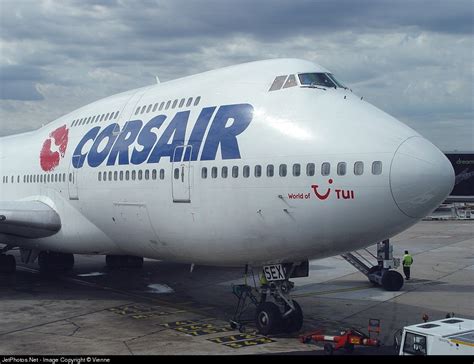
[301,83,327,91]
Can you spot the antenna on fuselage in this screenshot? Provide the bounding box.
[155,76,160,84]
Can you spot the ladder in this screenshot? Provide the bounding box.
[340,240,404,291]
[340,249,376,276]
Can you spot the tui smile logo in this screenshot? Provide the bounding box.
[311,179,334,200]
[40,125,69,172]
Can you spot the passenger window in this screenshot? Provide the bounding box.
[108,171,113,181]
[283,74,298,89]
[152,169,157,180]
[165,100,171,110]
[337,162,346,176]
[100,114,106,121]
[125,171,130,180]
[138,170,143,180]
[159,102,165,111]
[267,164,274,177]
[146,104,152,113]
[222,166,228,178]
[186,97,193,107]
[160,169,165,180]
[120,171,124,181]
[293,163,301,176]
[172,99,178,109]
[232,166,239,178]
[279,164,287,177]
[140,106,146,114]
[372,161,383,175]
[306,163,315,176]
[86,117,91,124]
[255,165,262,177]
[114,111,119,119]
[145,169,150,180]
[103,172,107,181]
[174,168,179,179]
[321,162,331,176]
[243,165,250,178]
[202,167,208,179]
[105,113,110,120]
[269,75,288,91]
[179,98,185,108]
[98,172,101,181]
[211,167,218,178]
[91,116,96,123]
[194,96,201,106]
[153,103,158,112]
[132,170,136,180]
[114,171,118,181]
[354,161,364,175]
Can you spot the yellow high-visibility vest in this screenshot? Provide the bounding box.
[403,254,413,267]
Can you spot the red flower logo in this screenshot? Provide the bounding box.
[40,125,69,172]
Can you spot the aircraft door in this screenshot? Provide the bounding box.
[172,145,192,203]
[68,156,80,200]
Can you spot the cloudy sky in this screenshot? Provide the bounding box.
[0,0,472,151]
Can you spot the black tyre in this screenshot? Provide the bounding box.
[6,255,16,273]
[64,254,74,270]
[0,255,16,273]
[38,251,51,272]
[106,255,121,269]
[282,300,304,333]
[324,343,334,355]
[344,343,355,353]
[39,252,74,272]
[381,270,404,291]
[255,302,282,335]
[125,256,143,268]
[367,265,382,285]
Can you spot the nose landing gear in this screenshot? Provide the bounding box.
[231,262,307,335]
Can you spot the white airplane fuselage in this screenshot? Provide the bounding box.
[0,59,455,266]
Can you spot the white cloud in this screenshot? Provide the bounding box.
[0,0,472,150]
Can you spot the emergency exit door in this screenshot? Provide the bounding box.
[172,145,192,203]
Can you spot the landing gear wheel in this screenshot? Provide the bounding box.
[381,270,404,291]
[367,265,382,285]
[106,255,121,269]
[324,343,334,355]
[344,343,355,353]
[106,255,143,269]
[282,300,303,333]
[0,254,16,273]
[38,252,74,272]
[255,302,282,335]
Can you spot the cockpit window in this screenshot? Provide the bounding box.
[269,75,288,91]
[283,74,298,89]
[327,73,346,88]
[298,73,346,89]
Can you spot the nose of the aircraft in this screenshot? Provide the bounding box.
[390,136,455,218]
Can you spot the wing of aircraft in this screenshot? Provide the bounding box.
[0,201,61,239]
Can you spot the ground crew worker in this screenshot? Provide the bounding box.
[403,250,413,280]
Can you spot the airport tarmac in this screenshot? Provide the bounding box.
[0,220,473,355]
